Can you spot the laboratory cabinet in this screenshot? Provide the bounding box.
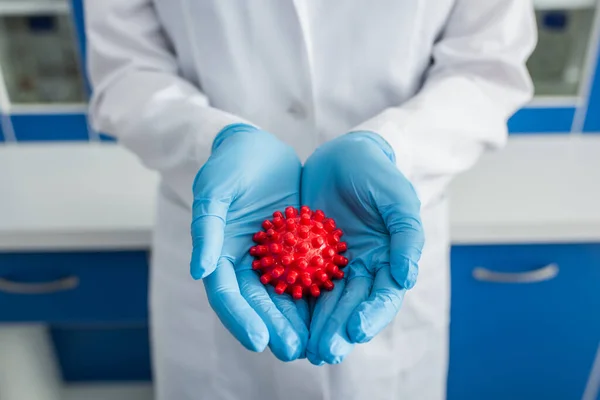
[2,243,600,394]
[1,0,600,140]
[0,251,149,324]
[0,250,153,383]
[447,243,600,400]
[0,0,91,142]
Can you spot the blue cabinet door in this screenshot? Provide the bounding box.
[448,244,600,400]
[51,326,152,382]
[0,251,149,324]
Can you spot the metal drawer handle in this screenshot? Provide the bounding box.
[0,276,79,294]
[473,263,559,284]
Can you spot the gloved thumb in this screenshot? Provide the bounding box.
[190,197,230,280]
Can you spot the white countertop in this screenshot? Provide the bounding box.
[0,143,159,251]
[450,135,600,244]
[0,135,599,251]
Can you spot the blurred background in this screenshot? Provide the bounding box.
[0,0,599,399]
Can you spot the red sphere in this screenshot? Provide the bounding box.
[250,206,349,299]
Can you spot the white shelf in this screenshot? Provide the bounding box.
[0,0,68,17]
[10,102,89,114]
[534,0,597,10]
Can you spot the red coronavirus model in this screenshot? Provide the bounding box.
[250,206,349,299]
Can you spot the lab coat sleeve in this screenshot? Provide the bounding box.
[85,0,250,205]
[352,0,537,208]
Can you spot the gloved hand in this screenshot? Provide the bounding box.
[191,123,309,361]
[301,131,425,365]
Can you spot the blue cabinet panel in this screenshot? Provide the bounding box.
[508,107,575,134]
[99,132,117,142]
[51,326,152,382]
[69,0,91,97]
[12,113,89,141]
[0,251,149,323]
[448,244,600,400]
[0,114,4,142]
[584,45,600,133]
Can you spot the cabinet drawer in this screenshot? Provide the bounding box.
[448,244,600,400]
[0,251,149,324]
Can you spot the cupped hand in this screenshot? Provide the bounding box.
[191,124,309,362]
[301,132,425,365]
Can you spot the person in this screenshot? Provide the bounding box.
[84,1,536,399]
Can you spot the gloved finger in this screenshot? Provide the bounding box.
[306,278,346,366]
[306,297,324,365]
[267,285,310,332]
[203,257,269,352]
[318,275,372,364]
[306,347,325,366]
[388,214,424,289]
[347,266,406,344]
[237,270,304,362]
[190,198,230,279]
[297,297,311,329]
[377,191,424,289]
[266,285,310,359]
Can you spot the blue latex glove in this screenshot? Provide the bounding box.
[191,123,309,361]
[301,131,425,365]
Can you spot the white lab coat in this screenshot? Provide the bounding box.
[85,1,536,399]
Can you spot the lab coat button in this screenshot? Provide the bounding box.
[287,102,307,119]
